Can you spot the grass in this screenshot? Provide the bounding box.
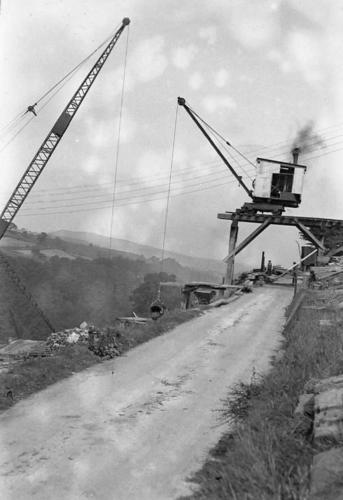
[118,308,202,352]
[181,290,343,500]
[0,344,98,412]
[0,308,201,412]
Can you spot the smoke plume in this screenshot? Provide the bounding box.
[292,122,325,156]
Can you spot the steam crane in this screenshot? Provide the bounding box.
[177,97,307,215]
[0,17,130,240]
[177,97,333,286]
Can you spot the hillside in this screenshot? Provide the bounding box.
[0,253,154,343]
[0,229,228,343]
[51,229,227,276]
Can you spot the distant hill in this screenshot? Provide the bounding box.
[51,229,226,277]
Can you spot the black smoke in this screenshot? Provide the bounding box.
[292,122,325,157]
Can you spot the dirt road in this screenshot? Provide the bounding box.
[0,286,291,500]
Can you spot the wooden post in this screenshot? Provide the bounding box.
[261,251,265,272]
[218,277,225,297]
[226,220,239,284]
[293,272,298,296]
[224,219,271,263]
[183,290,191,310]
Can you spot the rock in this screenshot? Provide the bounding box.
[294,393,314,435]
[313,374,343,394]
[310,447,343,499]
[295,393,314,417]
[66,332,80,344]
[80,321,88,329]
[314,387,343,443]
[304,378,321,394]
[319,319,333,326]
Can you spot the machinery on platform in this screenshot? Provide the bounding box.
[177,97,307,215]
[177,97,343,284]
[247,154,306,213]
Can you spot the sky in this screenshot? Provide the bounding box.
[1,0,343,271]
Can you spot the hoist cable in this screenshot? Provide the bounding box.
[0,115,35,154]
[158,103,179,296]
[0,111,26,137]
[0,113,25,140]
[109,24,130,256]
[0,71,77,153]
[211,131,254,184]
[188,107,254,183]
[35,27,120,106]
[187,104,256,175]
[0,24,121,153]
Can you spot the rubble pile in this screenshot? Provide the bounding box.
[46,321,90,350]
[46,322,122,359]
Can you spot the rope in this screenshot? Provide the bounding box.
[109,24,130,256]
[158,103,179,298]
[187,104,256,178]
[0,111,26,138]
[0,115,35,153]
[35,28,118,106]
[0,68,83,154]
[0,25,121,154]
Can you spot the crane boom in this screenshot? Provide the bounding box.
[0,17,130,240]
[177,97,253,199]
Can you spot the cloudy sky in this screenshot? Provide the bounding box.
[1,0,343,270]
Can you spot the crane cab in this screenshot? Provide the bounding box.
[252,156,307,210]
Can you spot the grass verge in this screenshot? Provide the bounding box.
[0,308,201,412]
[182,290,343,500]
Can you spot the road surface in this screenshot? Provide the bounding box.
[0,286,292,500]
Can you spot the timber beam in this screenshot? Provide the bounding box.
[219,210,343,283]
[293,220,325,250]
[224,218,271,263]
[218,212,343,230]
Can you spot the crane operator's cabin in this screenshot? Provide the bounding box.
[252,148,306,210]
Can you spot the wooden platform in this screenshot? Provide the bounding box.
[218,210,343,284]
[218,211,343,229]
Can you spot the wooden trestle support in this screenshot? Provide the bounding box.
[218,211,343,284]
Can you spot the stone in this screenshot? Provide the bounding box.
[319,319,333,326]
[314,374,343,394]
[304,378,321,394]
[294,393,314,435]
[294,393,314,417]
[314,387,343,443]
[310,447,343,499]
[66,332,80,344]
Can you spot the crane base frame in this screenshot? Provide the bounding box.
[218,211,343,284]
